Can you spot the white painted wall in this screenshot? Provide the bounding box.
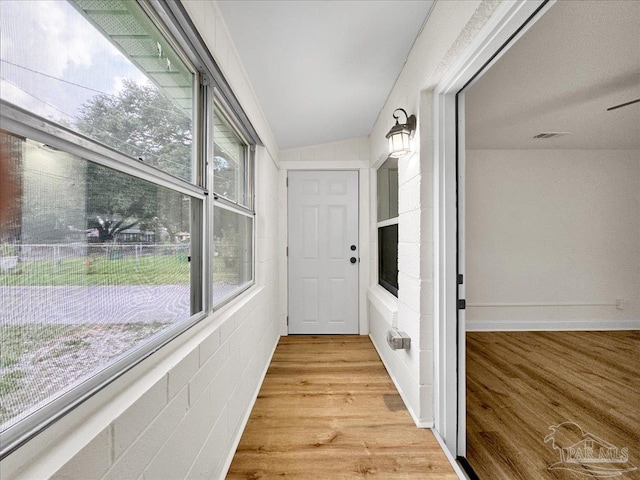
[465,149,640,330]
[0,2,282,479]
[367,0,500,427]
[279,137,371,335]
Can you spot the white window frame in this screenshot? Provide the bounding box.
[208,98,256,310]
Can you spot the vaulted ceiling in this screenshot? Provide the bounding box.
[217,1,434,150]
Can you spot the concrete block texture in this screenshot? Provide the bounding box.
[398,241,421,279]
[398,173,422,214]
[51,428,111,480]
[103,388,190,480]
[112,379,167,459]
[189,341,230,405]
[142,386,216,480]
[168,349,200,402]
[185,408,230,480]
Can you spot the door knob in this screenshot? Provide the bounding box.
[350,257,357,264]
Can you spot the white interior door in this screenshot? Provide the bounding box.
[288,170,359,334]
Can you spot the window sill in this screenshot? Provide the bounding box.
[367,285,399,327]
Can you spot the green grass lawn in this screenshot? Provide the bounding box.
[0,254,244,286]
[1,254,190,286]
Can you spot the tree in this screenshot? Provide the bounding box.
[76,80,192,242]
[77,79,192,181]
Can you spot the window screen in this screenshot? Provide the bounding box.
[212,206,253,306]
[0,0,205,454]
[213,107,250,207]
[0,0,195,182]
[0,131,197,433]
[0,0,259,454]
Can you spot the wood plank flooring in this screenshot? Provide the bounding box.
[466,331,640,480]
[227,335,457,479]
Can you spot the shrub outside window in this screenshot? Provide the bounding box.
[377,157,399,296]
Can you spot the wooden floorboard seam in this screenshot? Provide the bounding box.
[226,335,458,479]
[466,331,640,480]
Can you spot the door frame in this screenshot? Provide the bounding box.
[432,0,554,457]
[279,163,370,336]
[286,169,360,334]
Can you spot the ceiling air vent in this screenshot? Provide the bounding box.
[533,132,569,139]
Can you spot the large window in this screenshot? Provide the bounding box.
[377,158,399,296]
[211,106,254,306]
[0,0,256,456]
[0,0,195,183]
[0,132,196,434]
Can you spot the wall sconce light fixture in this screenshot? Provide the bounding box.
[385,108,416,158]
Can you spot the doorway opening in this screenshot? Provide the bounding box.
[458,1,640,478]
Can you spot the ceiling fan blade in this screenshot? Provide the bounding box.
[606,98,640,111]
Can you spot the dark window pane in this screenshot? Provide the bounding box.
[378,224,398,296]
[0,131,197,433]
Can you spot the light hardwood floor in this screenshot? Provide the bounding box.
[466,331,640,480]
[227,335,457,479]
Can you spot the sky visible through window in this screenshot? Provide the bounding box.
[0,0,149,127]
[1,0,194,182]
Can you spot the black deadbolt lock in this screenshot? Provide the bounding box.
[350,245,356,251]
[350,257,357,264]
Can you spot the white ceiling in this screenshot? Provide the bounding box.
[217,0,434,150]
[465,0,640,150]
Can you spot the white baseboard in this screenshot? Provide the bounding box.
[218,331,280,480]
[368,333,432,429]
[466,318,640,332]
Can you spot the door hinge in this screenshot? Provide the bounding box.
[286,316,289,326]
[286,247,289,256]
[457,274,464,285]
[458,299,466,310]
[286,177,289,187]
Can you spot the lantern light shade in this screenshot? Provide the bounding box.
[385,108,416,158]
